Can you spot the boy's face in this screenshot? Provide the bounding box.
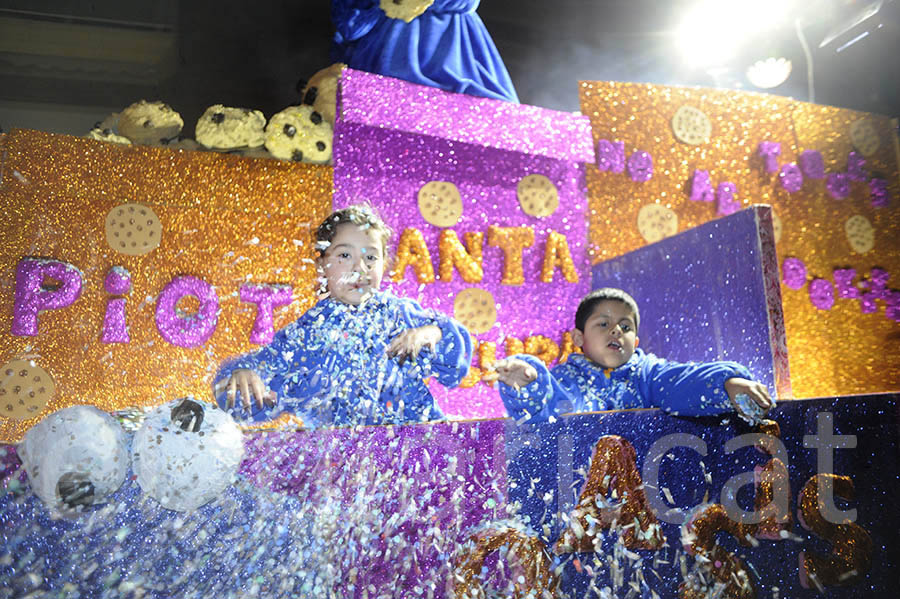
[573,299,639,369]
[316,223,386,305]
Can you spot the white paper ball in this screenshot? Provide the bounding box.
[133,398,244,512]
[19,405,129,510]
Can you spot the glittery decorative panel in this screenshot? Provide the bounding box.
[334,69,595,419]
[1,417,509,597]
[0,129,332,442]
[579,82,900,398]
[592,206,790,399]
[508,395,899,597]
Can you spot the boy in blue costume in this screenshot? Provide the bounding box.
[213,205,473,427]
[489,288,773,423]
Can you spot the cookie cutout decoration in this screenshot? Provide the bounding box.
[118,100,184,146]
[517,174,559,218]
[195,104,267,150]
[849,119,880,157]
[453,288,497,335]
[265,105,333,164]
[301,63,346,126]
[105,203,162,256]
[1,359,55,420]
[380,0,434,23]
[671,105,712,146]
[637,203,678,243]
[418,181,463,227]
[845,215,875,254]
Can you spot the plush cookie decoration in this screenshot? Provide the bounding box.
[301,63,346,126]
[264,105,333,164]
[195,105,267,150]
[85,127,132,146]
[118,100,184,145]
[380,0,434,23]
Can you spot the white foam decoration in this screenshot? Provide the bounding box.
[19,405,129,509]
[132,398,244,512]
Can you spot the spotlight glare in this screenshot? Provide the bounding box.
[746,57,792,89]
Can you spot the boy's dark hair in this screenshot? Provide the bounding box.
[574,288,640,332]
[315,204,392,259]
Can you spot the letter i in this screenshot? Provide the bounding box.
[102,267,132,343]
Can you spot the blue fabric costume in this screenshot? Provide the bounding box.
[498,350,753,424]
[331,0,519,102]
[214,291,472,427]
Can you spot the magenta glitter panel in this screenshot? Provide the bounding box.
[333,70,595,419]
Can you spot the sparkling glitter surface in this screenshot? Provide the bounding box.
[579,82,900,399]
[334,76,594,419]
[340,68,594,162]
[0,129,331,442]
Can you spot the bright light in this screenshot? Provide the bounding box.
[677,0,791,69]
[746,57,792,88]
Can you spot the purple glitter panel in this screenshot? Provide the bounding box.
[591,206,785,394]
[333,71,593,419]
[338,68,594,163]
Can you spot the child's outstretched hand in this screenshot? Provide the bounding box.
[386,325,442,366]
[484,358,538,391]
[219,368,277,410]
[724,377,775,420]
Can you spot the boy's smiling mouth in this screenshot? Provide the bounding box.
[607,341,622,351]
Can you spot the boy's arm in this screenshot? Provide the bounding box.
[495,354,576,424]
[639,353,758,417]
[393,298,473,388]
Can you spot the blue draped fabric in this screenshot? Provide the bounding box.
[331,0,519,102]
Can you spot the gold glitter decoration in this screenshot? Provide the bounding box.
[516,174,559,217]
[798,474,873,588]
[540,231,579,283]
[417,180,463,227]
[0,129,331,442]
[753,457,792,540]
[477,341,496,382]
[505,336,524,357]
[0,359,55,419]
[557,435,664,552]
[104,203,162,256]
[392,227,436,284]
[580,81,900,399]
[558,330,579,364]
[452,525,558,599]
[679,503,757,599]
[523,335,559,367]
[486,225,533,286]
[438,230,483,283]
[452,287,496,335]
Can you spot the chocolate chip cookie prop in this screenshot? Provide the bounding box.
[453,288,497,335]
[118,100,184,146]
[636,203,678,243]
[380,0,434,23]
[301,63,346,126]
[516,174,559,218]
[0,359,55,420]
[104,203,163,256]
[671,105,712,146]
[418,181,463,227]
[845,215,875,254]
[195,105,267,150]
[265,105,333,164]
[849,118,880,157]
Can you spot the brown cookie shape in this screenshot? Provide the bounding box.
[453,288,497,335]
[418,181,463,227]
[672,105,712,146]
[637,203,678,243]
[0,359,55,420]
[105,203,162,256]
[845,215,874,254]
[517,174,559,218]
[849,119,880,157]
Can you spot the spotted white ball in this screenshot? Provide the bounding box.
[132,398,244,512]
[19,405,129,510]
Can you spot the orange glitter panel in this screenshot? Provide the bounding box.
[580,82,900,399]
[0,129,332,442]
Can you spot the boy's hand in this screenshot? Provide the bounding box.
[483,358,538,391]
[386,325,442,366]
[220,369,276,410]
[724,377,775,418]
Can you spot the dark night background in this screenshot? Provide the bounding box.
[1,0,898,137]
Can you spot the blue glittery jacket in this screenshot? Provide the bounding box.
[498,350,753,423]
[214,291,473,427]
